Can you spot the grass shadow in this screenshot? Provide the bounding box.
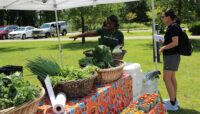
[47,41,98,51]
[134,41,154,50]
[191,39,200,52]
[167,107,200,114]
[0,47,35,53]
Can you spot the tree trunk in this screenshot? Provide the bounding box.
[6,11,8,25]
[81,13,85,44]
[127,22,130,33]
[39,11,42,26]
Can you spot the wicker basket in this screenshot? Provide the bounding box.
[0,88,45,114]
[52,73,97,99]
[112,50,127,60]
[96,60,125,84]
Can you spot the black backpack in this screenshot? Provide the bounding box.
[175,24,193,56]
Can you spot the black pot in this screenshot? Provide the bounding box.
[83,50,93,57]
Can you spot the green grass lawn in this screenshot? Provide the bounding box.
[123,31,152,37]
[0,39,200,114]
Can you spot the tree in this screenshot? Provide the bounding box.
[40,11,55,23]
[126,12,137,33]
[64,3,124,43]
[145,0,200,34]
[122,0,149,23]
[16,11,37,26]
[148,0,200,23]
[0,10,5,25]
[0,10,37,26]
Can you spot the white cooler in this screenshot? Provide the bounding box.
[123,63,144,101]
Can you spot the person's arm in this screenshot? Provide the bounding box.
[69,31,99,40]
[159,36,179,53]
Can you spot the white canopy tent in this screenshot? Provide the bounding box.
[0,0,158,69]
[0,0,140,11]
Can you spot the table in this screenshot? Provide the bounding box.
[37,73,132,114]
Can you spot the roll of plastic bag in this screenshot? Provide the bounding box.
[53,93,66,114]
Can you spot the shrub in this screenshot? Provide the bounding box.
[120,23,150,30]
[189,22,200,35]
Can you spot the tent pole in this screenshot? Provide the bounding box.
[151,0,158,70]
[53,0,63,66]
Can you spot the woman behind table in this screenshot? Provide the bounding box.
[69,15,124,50]
[159,9,182,111]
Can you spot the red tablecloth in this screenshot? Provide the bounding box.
[37,73,132,114]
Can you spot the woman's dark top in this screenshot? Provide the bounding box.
[96,28,124,50]
[163,23,181,55]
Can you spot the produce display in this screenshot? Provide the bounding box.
[26,57,61,80]
[37,73,132,114]
[1,40,162,113]
[83,45,124,57]
[50,65,97,87]
[121,93,160,114]
[27,57,97,85]
[79,57,93,67]
[79,45,117,68]
[137,93,160,112]
[0,73,40,110]
[27,57,98,99]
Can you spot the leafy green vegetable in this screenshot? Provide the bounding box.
[0,74,40,110]
[26,57,61,80]
[92,45,114,68]
[79,57,93,67]
[93,45,112,62]
[50,66,97,87]
[79,45,117,68]
[26,56,97,88]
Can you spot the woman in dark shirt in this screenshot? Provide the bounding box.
[159,9,181,111]
[69,15,124,50]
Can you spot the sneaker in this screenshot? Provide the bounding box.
[163,99,179,107]
[164,101,179,111]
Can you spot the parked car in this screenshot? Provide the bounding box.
[32,22,56,38]
[0,25,18,40]
[55,21,68,36]
[32,21,67,39]
[8,26,35,39]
